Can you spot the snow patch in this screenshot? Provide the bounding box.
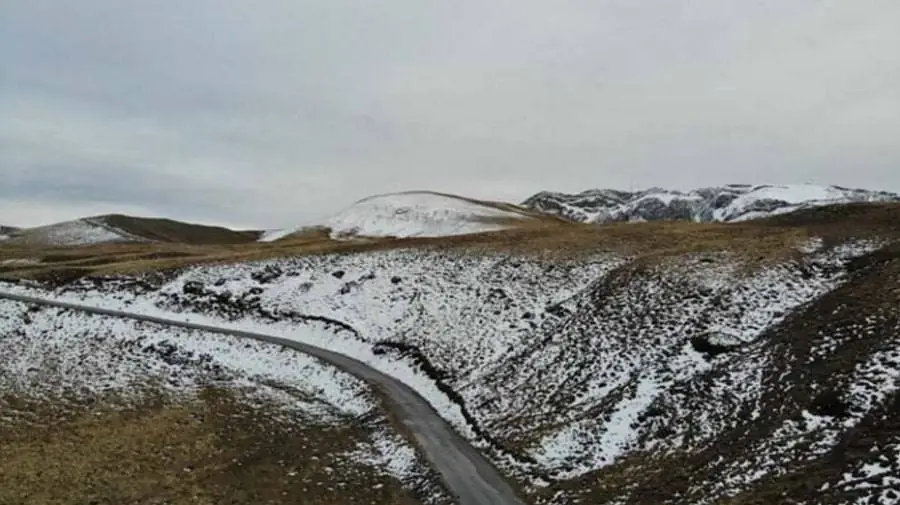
[325,191,532,239]
[12,218,144,246]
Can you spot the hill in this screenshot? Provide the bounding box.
[0,215,260,247]
[2,201,899,504]
[99,214,261,244]
[265,191,558,242]
[524,184,900,223]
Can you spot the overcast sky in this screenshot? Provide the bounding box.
[2,0,899,229]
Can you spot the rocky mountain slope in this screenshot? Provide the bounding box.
[523,184,900,223]
[4,203,898,505]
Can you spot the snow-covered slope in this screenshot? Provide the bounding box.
[524,184,900,223]
[258,228,295,242]
[321,191,539,240]
[2,218,145,246]
[258,225,328,243]
[5,228,899,505]
[0,297,447,503]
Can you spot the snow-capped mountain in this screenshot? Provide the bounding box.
[266,191,545,242]
[523,184,900,223]
[326,191,538,239]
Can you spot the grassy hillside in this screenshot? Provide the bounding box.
[1,202,898,283]
[98,214,262,244]
[1,389,419,505]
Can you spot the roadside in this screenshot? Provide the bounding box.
[0,298,451,505]
[1,389,421,505]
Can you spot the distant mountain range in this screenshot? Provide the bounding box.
[3,185,899,247]
[522,184,900,223]
[1,192,551,247]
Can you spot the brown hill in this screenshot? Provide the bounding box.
[97,214,261,245]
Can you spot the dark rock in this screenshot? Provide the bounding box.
[182,281,204,295]
[809,390,850,418]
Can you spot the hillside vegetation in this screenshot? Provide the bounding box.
[1,203,897,283]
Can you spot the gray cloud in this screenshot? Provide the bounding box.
[2,0,899,228]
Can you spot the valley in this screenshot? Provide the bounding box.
[1,190,899,504]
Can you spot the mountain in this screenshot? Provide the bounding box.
[0,217,147,246]
[266,191,553,242]
[4,203,899,504]
[1,214,260,246]
[523,184,900,223]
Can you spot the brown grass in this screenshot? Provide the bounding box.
[2,203,898,282]
[0,389,418,505]
[100,214,261,244]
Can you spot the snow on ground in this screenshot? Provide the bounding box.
[0,249,617,480]
[514,246,875,480]
[324,191,533,239]
[0,258,41,266]
[832,436,900,505]
[258,228,293,242]
[0,299,370,419]
[1,275,483,441]
[689,318,900,505]
[0,298,428,486]
[0,238,885,491]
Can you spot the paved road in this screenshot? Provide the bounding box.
[0,291,527,505]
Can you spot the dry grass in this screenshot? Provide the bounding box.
[100,214,261,244]
[1,203,898,282]
[0,389,418,505]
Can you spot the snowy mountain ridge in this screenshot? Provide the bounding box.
[523,184,900,223]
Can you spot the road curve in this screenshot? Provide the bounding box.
[0,291,527,505]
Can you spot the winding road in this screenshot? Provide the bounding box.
[0,291,527,505]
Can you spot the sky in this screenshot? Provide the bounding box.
[2,0,899,229]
